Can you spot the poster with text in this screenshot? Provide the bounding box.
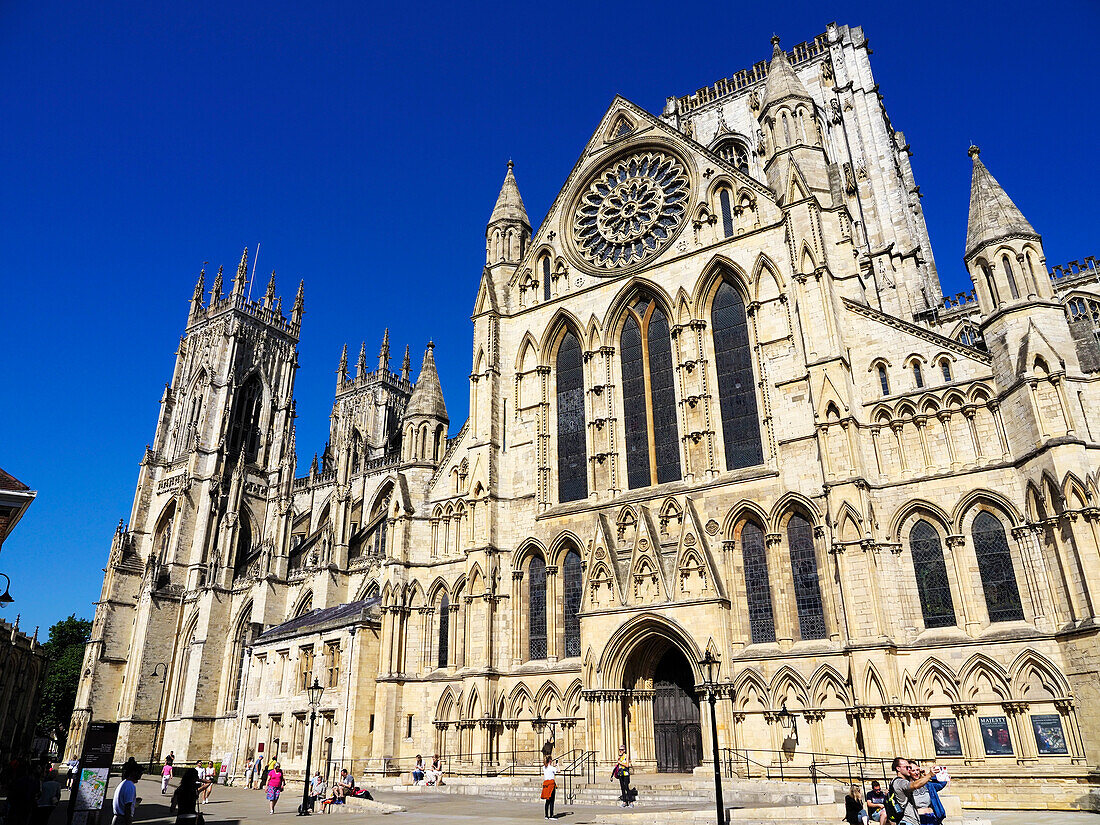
[1031,714,1069,755]
[67,722,119,825]
[979,715,1013,755]
[929,718,963,756]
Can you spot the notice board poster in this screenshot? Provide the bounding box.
[68,722,120,825]
[979,715,1013,755]
[1031,714,1069,755]
[929,718,963,756]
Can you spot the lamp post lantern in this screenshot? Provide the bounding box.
[298,679,324,816]
[0,572,14,605]
[699,650,725,825]
[148,663,169,772]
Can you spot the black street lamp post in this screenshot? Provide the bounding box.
[699,650,725,825]
[298,679,324,816]
[148,663,169,772]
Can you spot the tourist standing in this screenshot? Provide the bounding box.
[541,755,558,820]
[111,764,142,825]
[170,768,202,825]
[34,769,61,825]
[253,754,265,789]
[614,746,632,807]
[266,762,285,814]
[889,757,931,825]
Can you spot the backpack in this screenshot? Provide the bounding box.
[883,779,913,823]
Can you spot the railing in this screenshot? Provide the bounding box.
[558,749,597,804]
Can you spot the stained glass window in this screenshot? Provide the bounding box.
[910,520,956,628]
[713,282,763,470]
[719,189,734,239]
[529,555,547,659]
[787,514,827,640]
[877,365,890,396]
[972,512,1024,622]
[562,550,582,657]
[557,331,588,502]
[437,594,449,669]
[913,362,924,388]
[741,522,775,643]
[621,298,682,489]
[941,360,952,382]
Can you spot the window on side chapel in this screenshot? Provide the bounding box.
[909,520,956,629]
[621,298,681,489]
[712,282,763,470]
[972,512,1024,622]
[740,522,776,644]
[787,514,827,640]
[562,549,582,657]
[528,555,547,659]
[556,331,588,502]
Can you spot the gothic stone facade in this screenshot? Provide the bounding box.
[71,23,1100,809]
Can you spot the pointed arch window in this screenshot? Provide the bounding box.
[1002,255,1020,300]
[556,331,588,502]
[713,281,763,469]
[718,188,734,238]
[227,374,264,461]
[562,549,582,657]
[971,512,1024,622]
[437,594,449,669]
[877,364,890,396]
[909,520,956,629]
[233,513,257,577]
[226,616,252,712]
[621,297,681,489]
[981,263,1000,307]
[787,514,826,640]
[542,255,552,302]
[740,522,775,644]
[528,555,547,659]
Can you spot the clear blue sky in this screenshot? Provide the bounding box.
[2,0,1097,636]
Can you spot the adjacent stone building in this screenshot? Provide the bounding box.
[70,23,1100,808]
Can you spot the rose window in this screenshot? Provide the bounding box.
[572,150,690,270]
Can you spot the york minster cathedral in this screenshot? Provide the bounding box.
[71,23,1100,807]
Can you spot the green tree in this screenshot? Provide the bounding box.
[37,614,92,749]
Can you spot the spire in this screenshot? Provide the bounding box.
[211,265,224,303]
[337,344,348,388]
[264,270,276,308]
[760,36,812,109]
[378,328,391,372]
[401,344,411,382]
[309,452,318,476]
[356,341,367,378]
[404,342,449,423]
[488,160,531,229]
[965,146,1040,259]
[191,264,206,313]
[292,280,305,325]
[233,247,249,295]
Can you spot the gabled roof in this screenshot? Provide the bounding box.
[761,37,812,109]
[257,598,380,643]
[404,343,449,423]
[0,468,30,492]
[965,147,1040,259]
[488,160,531,229]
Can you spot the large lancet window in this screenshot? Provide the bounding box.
[621,297,681,489]
[233,513,257,577]
[556,331,588,502]
[562,549,582,657]
[787,514,827,640]
[528,555,547,659]
[909,520,956,629]
[718,189,734,238]
[437,593,449,669]
[741,522,776,644]
[971,512,1024,622]
[542,255,552,301]
[227,374,264,461]
[1002,255,1020,300]
[712,281,763,469]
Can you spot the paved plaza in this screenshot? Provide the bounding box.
[46,776,1100,825]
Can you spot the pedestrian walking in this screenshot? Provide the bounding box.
[170,768,203,825]
[111,764,143,825]
[34,769,60,825]
[266,762,285,814]
[161,762,174,794]
[541,755,558,820]
[613,746,633,807]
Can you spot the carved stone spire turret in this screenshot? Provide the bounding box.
[378,328,391,372]
[400,341,449,464]
[356,341,367,379]
[211,266,224,303]
[264,270,277,309]
[232,248,249,296]
[190,265,206,316]
[965,146,1041,261]
[486,161,531,266]
[292,280,305,326]
[401,344,411,382]
[337,344,348,388]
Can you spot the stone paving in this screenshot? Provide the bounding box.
[54,777,1100,825]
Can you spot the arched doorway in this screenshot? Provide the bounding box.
[652,647,701,772]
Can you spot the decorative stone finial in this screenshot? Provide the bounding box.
[771,35,781,54]
[968,145,980,159]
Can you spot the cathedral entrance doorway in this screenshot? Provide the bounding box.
[652,647,701,772]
